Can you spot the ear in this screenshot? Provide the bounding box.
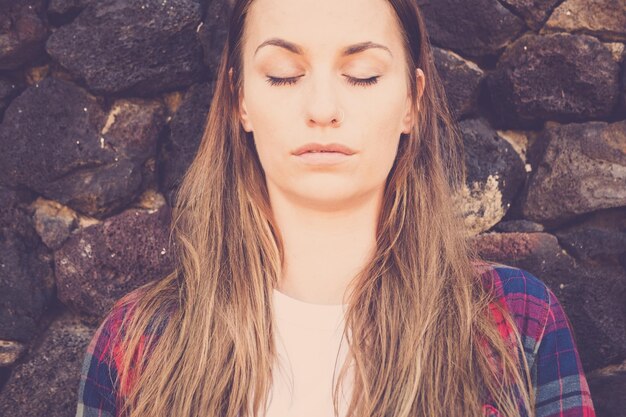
[401,68,426,135]
[229,67,253,132]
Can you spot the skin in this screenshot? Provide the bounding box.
[236,0,425,304]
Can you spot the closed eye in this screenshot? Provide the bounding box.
[265,75,380,87]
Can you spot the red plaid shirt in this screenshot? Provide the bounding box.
[75,262,596,417]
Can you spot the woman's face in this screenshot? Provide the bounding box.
[237,0,420,210]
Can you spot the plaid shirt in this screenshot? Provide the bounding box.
[75,262,596,417]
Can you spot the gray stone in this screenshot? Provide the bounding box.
[498,0,562,30]
[457,118,526,234]
[487,33,620,128]
[0,75,23,115]
[543,0,626,42]
[0,311,95,417]
[492,219,545,233]
[0,185,55,343]
[54,203,175,318]
[46,0,205,95]
[32,199,79,251]
[432,47,484,119]
[415,0,525,57]
[47,0,88,18]
[521,120,626,226]
[197,0,233,75]
[0,0,48,70]
[587,359,626,417]
[555,207,626,268]
[0,340,26,367]
[0,77,166,219]
[621,54,626,115]
[160,82,214,206]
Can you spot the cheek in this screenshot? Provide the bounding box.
[365,131,401,177]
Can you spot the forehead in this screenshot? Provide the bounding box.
[244,0,403,58]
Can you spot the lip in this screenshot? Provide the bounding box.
[295,151,353,165]
[292,142,356,156]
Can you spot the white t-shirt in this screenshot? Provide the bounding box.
[264,288,353,417]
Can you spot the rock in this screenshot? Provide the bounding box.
[101,99,166,163]
[31,198,79,251]
[587,359,626,417]
[54,203,175,318]
[197,0,233,75]
[0,0,48,70]
[47,0,91,19]
[432,47,484,119]
[487,33,620,128]
[46,0,205,95]
[159,82,214,206]
[622,54,626,115]
[0,185,55,343]
[415,0,525,57]
[471,231,626,369]
[0,75,23,115]
[521,120,626,226]
[498,0,562,30]
[542,0,626,42]
[0,311,95,417]
[492,219,545,233]
[0,77,166,219]
[555,207,626,268]
[456,118,526,234]
[0,340,26,367]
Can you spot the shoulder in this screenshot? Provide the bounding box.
[76,286,153,416]
[476,261,554,365]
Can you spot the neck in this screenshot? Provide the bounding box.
[268,182,383,305]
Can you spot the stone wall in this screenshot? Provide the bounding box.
[0,0,624,416]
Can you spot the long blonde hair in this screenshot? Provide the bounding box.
[109,1,535,416]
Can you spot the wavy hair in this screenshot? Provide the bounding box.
[109,0,535,416]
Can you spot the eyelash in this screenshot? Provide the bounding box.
[265,75,380,87]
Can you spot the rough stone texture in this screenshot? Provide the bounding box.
[46,0,205,95]
[542,0,626,42]
[432,47,485,119]
[555,207,626,269]
[587,360,626,417]
[197,0,233,75]
[487,33,620,129]
[0,0,48,70]
[160,82,213,206]
[603,41,626,64]
[521,120,626,227]
[47,0,88,18]
[471,231,626,369]
[457,118,526,235]
[32,198,79,251]
[492,219,545,233]
[0,311,95,417]
[54,203,176,318]
[0,185,55,343]
[498,0,563,30]
[416,0,526,57]
[0,75,23,116]
[0,77,166,219]
[622,53,626,115]
[0,340,26,367]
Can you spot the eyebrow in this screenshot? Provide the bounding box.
[253,38,393,58]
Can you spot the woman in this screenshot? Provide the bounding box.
[75,0,596,416]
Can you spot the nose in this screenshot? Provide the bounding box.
[304,72,344,128]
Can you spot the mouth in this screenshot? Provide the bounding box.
[294,151,354,165]
[291,142,356,166]
[292,142,356,156]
